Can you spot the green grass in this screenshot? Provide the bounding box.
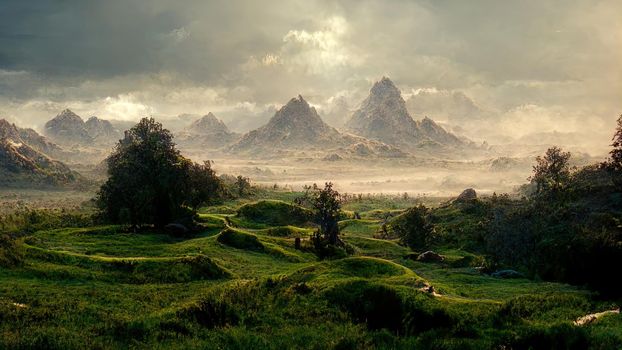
[1,191,620,349]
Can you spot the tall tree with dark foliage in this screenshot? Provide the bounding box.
[97,118,220,228]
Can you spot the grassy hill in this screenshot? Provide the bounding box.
[1,191,620,349]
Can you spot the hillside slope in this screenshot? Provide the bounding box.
[0,119,83,188]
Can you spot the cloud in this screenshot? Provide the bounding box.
[102,95,155,121]
[166,27,190,43]
[0,0,619,150]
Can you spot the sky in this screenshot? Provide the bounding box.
[0,0,620,152]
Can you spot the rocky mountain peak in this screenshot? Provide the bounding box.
[269,94,327,131]
[346,78,467,150]
[369,76,402,102]
[56,109,84,123]
[85,116,120,143]
[0,119,17,136]
[45,109,93,145]
[190,112,230,134]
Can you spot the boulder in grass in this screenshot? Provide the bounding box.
[455,188,477,203]
[416,250,444,263]
[491,269,524,279]
[165,223,189,236]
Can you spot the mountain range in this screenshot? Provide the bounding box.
[227,78,468,158]
[44,109,122,146]
[229,95,405,158]
[33,77,474,160]
[0,119,82,188]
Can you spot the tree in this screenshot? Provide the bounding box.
[295,182,342,246]
[235,175,251,197]
[184,160,223,211]
[605,114,622,188]
[389,205,434,251]
[96,118,221,228]
[609,114,622,167]
[529,146,572,196]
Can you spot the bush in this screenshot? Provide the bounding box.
[217,229,264,251]
[179,296,240,329]
[389,205,435,251]
[0,234,24,267]
[325,280,404,332]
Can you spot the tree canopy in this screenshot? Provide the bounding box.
[96,118,221,228]
[529,146,572,197]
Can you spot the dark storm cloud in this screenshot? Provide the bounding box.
[0,0,619,145]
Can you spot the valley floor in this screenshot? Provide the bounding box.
[1,191,620,349]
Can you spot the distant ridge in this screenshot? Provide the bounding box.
[346,77,467,150]
[44,109,121,146]
[0,119,83,188]
[176,112,240,149]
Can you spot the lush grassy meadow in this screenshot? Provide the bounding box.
[1,191,621,349]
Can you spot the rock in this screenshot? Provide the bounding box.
[164,223,189,236]
[455,188,477,202]
[417,250,444,262]
[491,269,524,279]
[323,153,343,161]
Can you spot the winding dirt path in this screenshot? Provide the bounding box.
[574,308,620,326]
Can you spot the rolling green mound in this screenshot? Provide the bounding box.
[216,228,264,251]
[331,257,411,278]
[25,246,231,283]
[236,200,313,226]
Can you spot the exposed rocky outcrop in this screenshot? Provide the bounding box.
[0,119,65,159]
[455,188,477,202]
[417,251,445,262]
[0,119,83,188]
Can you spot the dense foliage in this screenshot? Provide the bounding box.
[529,146,572,197]
[389,205,435,251]
[96,118,221,228]
[431,148,622,297]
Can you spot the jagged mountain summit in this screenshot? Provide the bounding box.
[176,112,239,149]
[44,109,93,145]
[44,109,122,146]
[231,95,344,151]
[0,119,82,187]
[346,77,467,150]
[0,119,65,159]
[85,116,122,144]
[230,95,405,158]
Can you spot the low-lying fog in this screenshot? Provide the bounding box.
[201,157,529,197]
